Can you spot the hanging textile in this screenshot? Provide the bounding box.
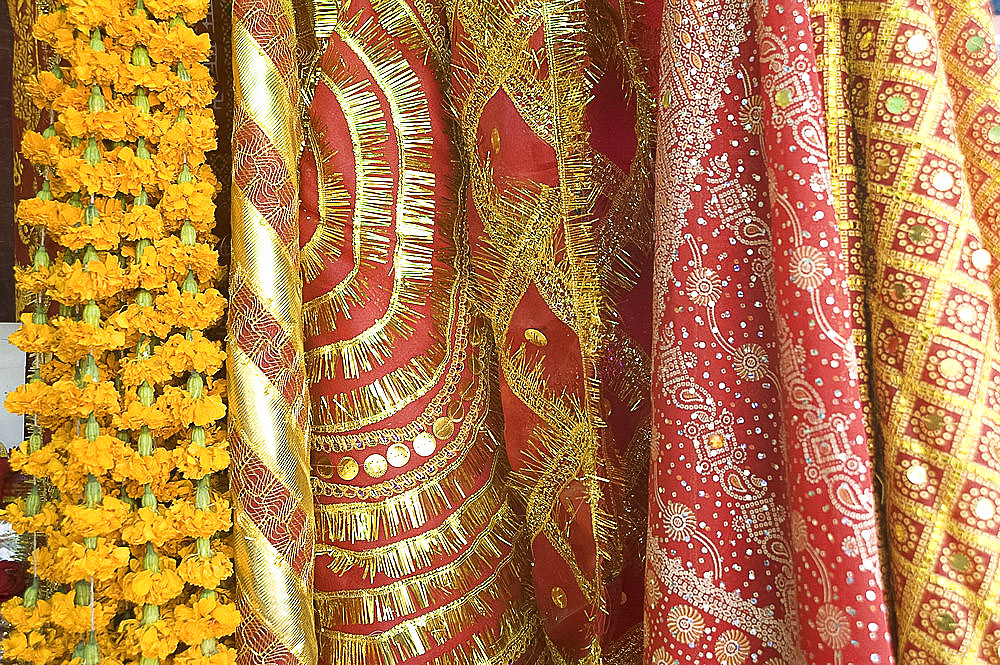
[647,0,1000,663]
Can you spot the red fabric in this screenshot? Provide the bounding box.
[646,0,895,661]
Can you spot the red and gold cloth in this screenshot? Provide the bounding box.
[647,0,1000,663]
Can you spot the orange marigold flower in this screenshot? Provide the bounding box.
[1,597,51,632]
[121,566,184,605]
[176,550,233,588]
[173,595,241,644]
[20,131,63,167]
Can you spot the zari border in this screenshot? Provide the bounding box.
[317,582,538,665]
[314,501,523,624]
[314,447,508,541]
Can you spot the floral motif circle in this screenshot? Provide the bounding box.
[714,629,751,665]
[686,267,723,306]
[662,501,697,540]
[816,604,851,648]
[788,245,827,289]
[733,344,767,381]
[666,604,706,643]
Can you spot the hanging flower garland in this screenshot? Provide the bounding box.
[0,0,237,661]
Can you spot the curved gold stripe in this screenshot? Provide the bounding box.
[228,345,309,486]
[233,509,317,663]
[231,183,299,329]
[232,19,300,168]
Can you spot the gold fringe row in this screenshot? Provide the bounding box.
[314,501,523,624]
[314,445,509,542]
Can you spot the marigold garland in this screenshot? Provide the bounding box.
[1,0,235,661]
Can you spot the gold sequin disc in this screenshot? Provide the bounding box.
[972,248,992,270]
[906,463,927,486]
[433,417,455,440]
[907,33,930,54]
[337,457,359,481]
[413,432,436,456]
[524,328,548,346]
[973,497,995,520]
[364,454,388,478]
[386,443,411,468]
[939,358,964,381]
[551,586,568,609]
[315,456,336,480]
[931,169,954,192]
[956,303,978,325]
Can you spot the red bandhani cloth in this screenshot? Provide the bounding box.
[648,0,1000,662]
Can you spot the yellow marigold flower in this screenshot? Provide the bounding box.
[154,237,220,284]
[13,266,51,294]
[2,628,63,665]
[157,180,216,224]
[8,442,60,478]
[121,566,184,605]
[161,331,225,375]
[52,319,128,363]
[121,506,181,546]
[136,621,179,659]
[21,131,63,167]
[48,592,117,634]
[168,497,231,539]
[63,0,122,32]
[58,218,125,251]
[1,597,51,632]
[147,24,210,64]
[174,595,241,644]
[9,313,56,354]
[26,71,66,107]
[48,253,136,304]
[5,380,51,416]
[118,356,172,387]
[65,434,127,476]
[119,203,165,241]
[2,499,59,533]
[62,496,131,538]
[155,284,226,330]
[115,448,175,494]
[61,538,131,583]
[175,442,229,479]
[176,550,233,588]
[174,643,238,665]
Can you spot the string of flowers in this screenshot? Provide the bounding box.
[0,0,238,661]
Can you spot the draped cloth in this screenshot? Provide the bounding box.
[648,0,1000,663]
[226,0,1000,659]
[229,0,652,663]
